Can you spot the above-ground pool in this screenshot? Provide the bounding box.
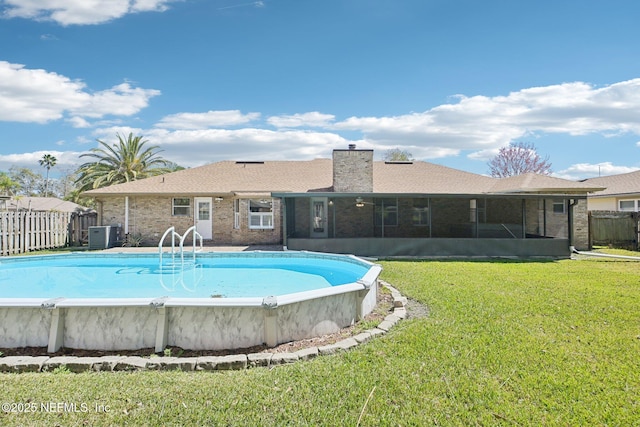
[0,251,382,353]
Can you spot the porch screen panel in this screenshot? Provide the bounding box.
[374,198,398,226]
[430,198,472,238]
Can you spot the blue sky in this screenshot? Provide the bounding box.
[1,0,640,181]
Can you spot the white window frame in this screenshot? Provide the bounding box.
[172,197,191,216]
[234,199,241,229]
[248,198,274,229]
[618,199,640,212]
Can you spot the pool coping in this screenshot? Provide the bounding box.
[0,281,407,373]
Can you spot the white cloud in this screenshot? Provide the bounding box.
[67,116,91,128]
[1,0,176,26]
[83,78,640,168]
[0,150,84,172]
[156,110,261,130]
[0,61,86,123]
[91,125,359,167]
[15,77,640,174]
[333,79,640,161]
[554,162,640,180]
[0,61,160,125]
[267,112,335,128]
[147,127,357,167]
[70,82,160,119]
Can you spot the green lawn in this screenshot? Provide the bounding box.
[1,258,639,426]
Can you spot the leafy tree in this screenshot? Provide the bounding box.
[0,171,20,195]
[39,153,57,197]
[9,166,44,196]
[164,161,186,172]
[74,133,171,192]
[383,148,414,162]
[487,141,552,178]
[64,188,96,209]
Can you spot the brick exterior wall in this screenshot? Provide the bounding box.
[97,196,281,246]
[97,194,586,250]
[571,198,589,250]
[335,198,375,238]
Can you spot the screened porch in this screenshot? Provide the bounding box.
[278,194,578,258]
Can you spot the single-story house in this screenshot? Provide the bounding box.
[582,170,640,212]
[84,146,604,257]
[0,196,91,213]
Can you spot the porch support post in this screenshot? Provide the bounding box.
[568,198,576,249]
[281,198,288,248]
[429,197,432,238]
[543,199,547,236]
[332,199,336,238]
[521,199,526,238]
[124,196,129,234]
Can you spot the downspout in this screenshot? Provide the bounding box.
[124,196,130,235]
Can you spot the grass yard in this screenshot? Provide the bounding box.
[1,257,639,426]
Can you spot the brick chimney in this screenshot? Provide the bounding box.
[332,144,373,192]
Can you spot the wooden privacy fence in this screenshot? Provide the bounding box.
[0,211,96,256]
[68,211,98,247]
[589,211,640,251]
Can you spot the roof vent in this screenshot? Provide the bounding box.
[235,161,265,165]
[384,161,413,165]
[348,144,356,150]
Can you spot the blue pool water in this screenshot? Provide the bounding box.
[0,252,370,299]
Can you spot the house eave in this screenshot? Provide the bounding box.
[86,191,234,198]
[272,191,589,199]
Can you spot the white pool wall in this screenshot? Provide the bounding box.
[0,252,382,352]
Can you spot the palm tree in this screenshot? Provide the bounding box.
[74,133,171,192]
[39,154,57,197]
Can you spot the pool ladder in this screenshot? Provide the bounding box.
[158,226,203,269]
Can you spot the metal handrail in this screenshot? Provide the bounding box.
[158,226,181,266]
[179,225,203,264]
[500,223,518,239]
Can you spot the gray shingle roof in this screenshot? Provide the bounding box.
[488,172,603,194]
[373,162,496,193]
[84,159,334,196]
[581,169,640,197]
[84,159,602,197]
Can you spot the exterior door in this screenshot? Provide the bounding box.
[194,197,213,239]
[310,198,328,238]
